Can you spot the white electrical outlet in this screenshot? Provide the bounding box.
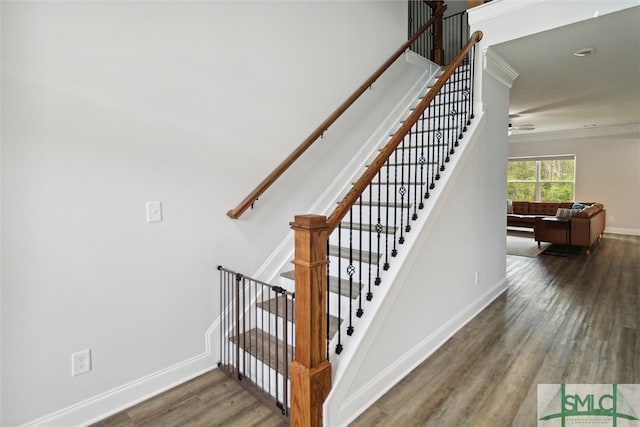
[146,201,163,223]
[71,349,92,376]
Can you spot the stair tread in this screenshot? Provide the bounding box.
[281,270,363,299]
[230,328,293,376]
[256,297,342,338]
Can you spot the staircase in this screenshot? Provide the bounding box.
[217,50,479,419]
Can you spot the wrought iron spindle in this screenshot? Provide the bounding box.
[413,112,421,219]
[326,239,330,358]
[358,197,364,317]
[375,167,383,284]
[391,145,398,257]
[469,46,476,122]
[428,103,436,193]
[455,64,464,142]
[398,135,408,242]
[281,288,289,416]
[418,107,427,206]
[405,126,413,232]
[384,156,390,270]
[235,273,242,378]
[335,224,343,354]
[347,211,354,336]
[367,183,374,300]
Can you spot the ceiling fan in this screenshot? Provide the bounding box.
[509,123,535,131]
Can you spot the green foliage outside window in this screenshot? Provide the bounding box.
[507,158,575,202]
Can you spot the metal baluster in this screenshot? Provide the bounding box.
[418,108,427,208]
[445,73,452,164]
[326,239,330,358]
[218,267,224,369]
[405,124,413,231]
[435,93,442,182]
[375,167,383,285]
[384,155,390,270]
[455,62,464,143]
[335,224,343,354]
[347,210,354,336]
[428,102,436,194]
[399,134,408,242]
[236,273,242,379]
[260,281,265,396]
[282,289,289,415]
[391,144,399,257]
[470,46,476,122]
[447,74,454,162]
[413,112,421,219]
[358,198,364,317]
[367,183,373,301]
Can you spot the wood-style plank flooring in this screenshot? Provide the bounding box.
[350,234,639,426]
[94,234,639,427]
[91,369,288,427]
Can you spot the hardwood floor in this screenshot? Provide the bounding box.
[91,369,288,427]
[350,234,639,426]
[94,234,639,427]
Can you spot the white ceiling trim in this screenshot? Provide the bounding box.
[508,123,640,143]
[483,48,519,89]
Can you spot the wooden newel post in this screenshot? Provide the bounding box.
[290,214,332,427]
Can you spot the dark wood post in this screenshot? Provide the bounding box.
[289,215,332,427]
[432,1,445,65]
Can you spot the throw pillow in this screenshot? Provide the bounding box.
[556,208,581,219]
[571,202,587,210]
[507,199,513,214]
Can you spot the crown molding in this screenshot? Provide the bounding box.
[509,123,640,143]
[483,48,519,88]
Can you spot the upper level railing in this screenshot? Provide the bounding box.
[226,6,447,220]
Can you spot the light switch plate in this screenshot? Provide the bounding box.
[146,201,162,223]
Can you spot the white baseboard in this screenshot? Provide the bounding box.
[330,278,507,427]
[24,322,219,427]
[605,227,640,236]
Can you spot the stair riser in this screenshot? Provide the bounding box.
[337,205,418,230]
[225,343,290,402]
[411,113,466,132]
[255,309,295,344]
[329,230,387,253]
[280,275,360,316]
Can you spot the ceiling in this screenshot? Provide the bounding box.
[490,5,640,137]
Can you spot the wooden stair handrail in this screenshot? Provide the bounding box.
[327,31,483,232]
[226,7,447,219]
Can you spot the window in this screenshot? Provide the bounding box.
[507,156,575,202]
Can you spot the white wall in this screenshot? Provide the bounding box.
[509,129,640,235]
[1,2,411,425]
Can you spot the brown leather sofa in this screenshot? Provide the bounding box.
[507,201,606,254]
